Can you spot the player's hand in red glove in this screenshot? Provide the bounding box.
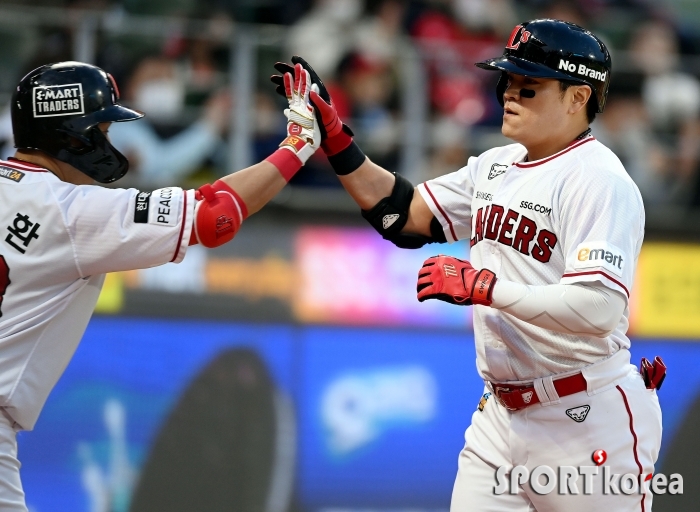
[416,255,497,306]
[270,56,355,159]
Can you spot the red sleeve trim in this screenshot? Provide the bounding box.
[616,385,647,512]
[513,137,594,168]
[561,270,630,298]
[423,183,458,242]
[170,190,188,263]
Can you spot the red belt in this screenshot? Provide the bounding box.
[490,372,587,411]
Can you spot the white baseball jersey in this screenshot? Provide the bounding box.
[0,158,195,430]
[418,136,644,382]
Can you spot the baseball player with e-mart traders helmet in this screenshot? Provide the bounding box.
[272,19,666,511]
[0,60,324,510]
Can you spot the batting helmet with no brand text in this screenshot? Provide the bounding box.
[12,61,143,183]
[476,19,612,113]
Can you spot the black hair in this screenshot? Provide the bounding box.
[559,81,597,124]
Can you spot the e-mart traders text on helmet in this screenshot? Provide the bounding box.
[476,19,612,113]
[12,61,144,183]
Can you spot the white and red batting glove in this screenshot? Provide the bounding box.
[279,64,320,164]
[265,64,321,181]
[416,255,497,306]
[270,56,365,175]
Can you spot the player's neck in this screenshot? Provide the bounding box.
[13,150,93,185]
[523,124,591,163]
[13,150,62,175]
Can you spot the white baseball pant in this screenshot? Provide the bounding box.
[0,410,26,511]
[451,351,662,511]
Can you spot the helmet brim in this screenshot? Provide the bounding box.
[93,104,144,124]
[476,56,578,82]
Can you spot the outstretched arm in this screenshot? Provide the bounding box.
[271,57,440,247]
[219,160,289,216]
[191,66,320,247]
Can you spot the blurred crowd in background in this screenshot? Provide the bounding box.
[2,0,700,214]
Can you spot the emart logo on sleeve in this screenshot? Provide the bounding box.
[574,241,625,277]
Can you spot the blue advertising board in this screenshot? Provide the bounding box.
[16,317,698,511]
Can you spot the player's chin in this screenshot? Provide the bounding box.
[501,119,521,140]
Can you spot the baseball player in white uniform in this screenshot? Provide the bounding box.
[0,61,320,510]
[273,19,665,512]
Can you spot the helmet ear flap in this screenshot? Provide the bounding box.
[62,131,91,154]
[496,72,508,107]
[56,126,129,183]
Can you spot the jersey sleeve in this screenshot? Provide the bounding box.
[416,157,477,243]
[50,183,195,277]
[557,165,644,300]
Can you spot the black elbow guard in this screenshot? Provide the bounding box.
[386,217,447,248]
[361,173,447,249]
[361,172,413,237]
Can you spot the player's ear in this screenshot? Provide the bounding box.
[569,85,592,116]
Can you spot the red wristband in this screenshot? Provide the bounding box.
[472,269,497,306]
[266,148,303,182]
[321,130,353,156]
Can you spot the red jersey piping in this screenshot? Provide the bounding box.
[513,137,595,168]
[617,385,646,512]
[170,190,188,263]
[561,270,630,298]
[423,183,458,242]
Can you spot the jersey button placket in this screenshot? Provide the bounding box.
[488,173,509,272]
[492,166,522,272]
[479,240,502,275]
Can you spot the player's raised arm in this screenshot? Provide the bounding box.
[271,58,447,249]
[188,64,320,248]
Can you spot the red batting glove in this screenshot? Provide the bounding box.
[416,255,497,306]
[271,57,353,156]
[271,57,365,175]
[308,89,353,156]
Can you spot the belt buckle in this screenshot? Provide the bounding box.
[493,385,519,411]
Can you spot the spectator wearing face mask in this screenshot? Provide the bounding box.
[108,56,230,188]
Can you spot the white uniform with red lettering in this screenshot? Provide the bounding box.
[0,158,194,510]
[418,136,662,511]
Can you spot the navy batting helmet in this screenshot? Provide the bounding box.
[476,19,612,113]
[11,61,143,183]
